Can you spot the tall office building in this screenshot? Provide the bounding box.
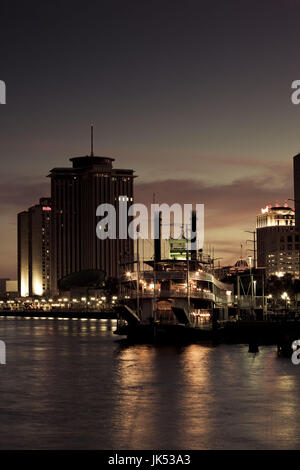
[293,153,300,228]
[49,151,134,295]
[256,204,299,278]
[18,198,52,296]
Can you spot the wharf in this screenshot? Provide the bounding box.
[0,310,117,320]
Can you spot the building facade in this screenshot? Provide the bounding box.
[49,155,134,295]
[256,205,299,278]
[18,197,51,296]
[293,153,300,228]
[0,279,18,298]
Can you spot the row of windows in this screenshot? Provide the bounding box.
[279,244,300,250]
[280,235,299,242]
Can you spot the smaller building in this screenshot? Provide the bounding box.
[18,197,51,297]
[168,239,187,260]
[230,257,249,273]
[0,279,18,299]
[256,204,299,279]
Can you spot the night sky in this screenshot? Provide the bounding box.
[1,0,300,278]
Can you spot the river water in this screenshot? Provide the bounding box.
[0,317,299,450]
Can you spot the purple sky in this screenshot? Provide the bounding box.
[0,0,299,278]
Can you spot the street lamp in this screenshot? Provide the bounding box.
[281,291,289,311]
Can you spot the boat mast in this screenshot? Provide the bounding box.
[153,194,158,321]
[153,257,157,321]
[136,235,140,318]
[186,223,190,311]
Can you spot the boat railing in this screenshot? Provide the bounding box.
[119,289,215,301]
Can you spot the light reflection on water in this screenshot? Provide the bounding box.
[0,318,299,449]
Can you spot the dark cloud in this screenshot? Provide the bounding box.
[135,176,292,214]
[0,177,50,279]
[135,176,293,263]
[0,173,293,277]
[0,177,50,210]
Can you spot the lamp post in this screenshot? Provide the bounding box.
[245,230,256,269]
[288,199,300,280]
[281,291,289,312]
[248,256,254,310]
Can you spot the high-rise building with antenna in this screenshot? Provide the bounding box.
[48,127,135,295]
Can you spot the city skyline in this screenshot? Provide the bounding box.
[1,1,300,454]
[1,0,300,277]
[0,140,295,279]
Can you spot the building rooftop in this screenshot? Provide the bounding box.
[69,155,114,169]
[270,206,293,211]
[48,155,135,176]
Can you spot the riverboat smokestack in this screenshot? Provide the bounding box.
[154,212,162,262]
[191,210,197,260]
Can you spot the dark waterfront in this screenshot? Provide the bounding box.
[0,318,299,450]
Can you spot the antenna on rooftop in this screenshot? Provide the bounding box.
[90,123,94,156]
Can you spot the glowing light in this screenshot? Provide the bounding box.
[32,278,43,296]
[261,206,269,214]
[190,311,211,318]
[20,278,29,297]
[281,292,289,300]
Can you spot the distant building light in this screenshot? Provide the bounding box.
[42,206,51,211]
[261,206,269,214]
[275,271,284,278]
